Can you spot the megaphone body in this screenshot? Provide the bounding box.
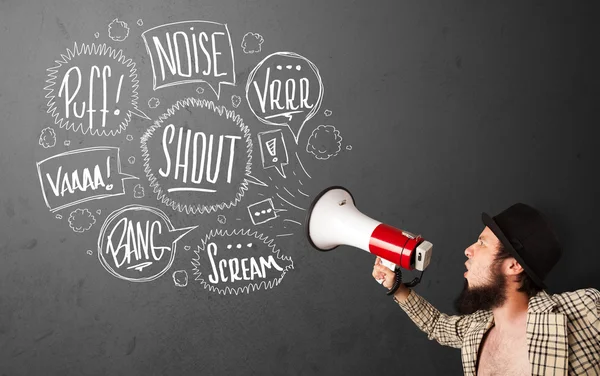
[306,186,433,274]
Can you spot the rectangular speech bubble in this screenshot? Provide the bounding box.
[141,20,235,98]
[36,146,137,212]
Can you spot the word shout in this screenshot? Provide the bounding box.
[158,123,241,192]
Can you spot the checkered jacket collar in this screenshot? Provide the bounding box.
[471,290,558,323]
[528,290,558,313]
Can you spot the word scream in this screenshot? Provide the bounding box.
[206,242,284,283]
[158,123,241,192]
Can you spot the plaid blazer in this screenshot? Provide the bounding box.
[396,288,600,375]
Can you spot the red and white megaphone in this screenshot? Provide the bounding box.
[306,186,433,290]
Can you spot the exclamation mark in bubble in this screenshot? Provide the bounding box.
[114,75,124,116]
[266,138,278,163]
[106,156,114,191]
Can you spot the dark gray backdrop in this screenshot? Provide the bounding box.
[1,1,599,375]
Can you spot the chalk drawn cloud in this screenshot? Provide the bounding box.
[306,125,342,160]
[68,208,96,233]
[191,228,293,295]
[108,19,130,42]
[39,127,57,148]
[241,32,264,54]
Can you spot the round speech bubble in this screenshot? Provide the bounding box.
[246,52,324,144]
[97,204,197,282]
[45,42,150,137]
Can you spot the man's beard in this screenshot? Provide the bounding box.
[453,261,507,315]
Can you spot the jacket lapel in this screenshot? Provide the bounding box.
[526,291,568,376]
[462,312,494,376]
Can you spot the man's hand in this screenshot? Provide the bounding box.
[372,257,411,302]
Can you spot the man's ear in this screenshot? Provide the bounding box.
[506,258,524,275]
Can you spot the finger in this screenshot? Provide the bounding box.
[375,257,381,265]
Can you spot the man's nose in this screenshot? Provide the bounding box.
[464,245,473,258]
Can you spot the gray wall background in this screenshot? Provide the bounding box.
[1,1,599,375]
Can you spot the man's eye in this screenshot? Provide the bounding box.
[479,240,484,246]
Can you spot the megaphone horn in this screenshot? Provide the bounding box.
[305,186,433,274]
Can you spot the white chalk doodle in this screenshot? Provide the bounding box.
[217,214,226,224]
[346,145,352,151]
[97,204,197,282]
[324,109,332,116]
[196,86,205,95]
[108,19,130,42]
[133,184,145,198]
[306,124,342,160]
[55,214,62,219]
[94,32,100,39]
[247,198,277,225]
[295,152,311,179]
[36,146,137,212]
[276,193,306,211]
[68,208,96,233]
[184,245,191,251]
[64,140,71,146]
[44,42,150,137]
[96,209,101,215]
[126,134,133,141]
[231,95,241,108]
[39,127,57,148]
[283,219,301,226]
[241,32,264,54]
[246,52,324,144]
[297,189,309,197]
[128,156,135,164]
[137,19,143,26]
[191,228,294,296]
[141,20,236,99]
[87,250,93,255]
[173,270,188,287]
[258,129,289,178]
[276,233,293,237]
[140,97,267,215]
[148,97,160,109]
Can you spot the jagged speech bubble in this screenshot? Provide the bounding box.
[140,97,267,215]
[246,52,324,144]
[191,228,294,295]
[36,146,137,212]
[98,204,197,282]
[141,20,235,99]
[44,42,150,136]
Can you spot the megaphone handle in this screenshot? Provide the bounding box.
[386,268,425,295]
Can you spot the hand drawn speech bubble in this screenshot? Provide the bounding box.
[258,129,289,178]
[36,146,137,212]
[141,97,267,215]
[246,52,324,144]
[191,228,294,295]
[98,205,197,282]
[45,43,150,136]
[141,20,235,99]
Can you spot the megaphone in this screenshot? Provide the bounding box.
[305,186,433,291]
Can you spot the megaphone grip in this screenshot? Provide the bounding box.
[386,268,403,295]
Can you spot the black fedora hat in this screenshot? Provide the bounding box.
[481,203,562,289]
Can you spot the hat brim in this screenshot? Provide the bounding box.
[482,212,546,289]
